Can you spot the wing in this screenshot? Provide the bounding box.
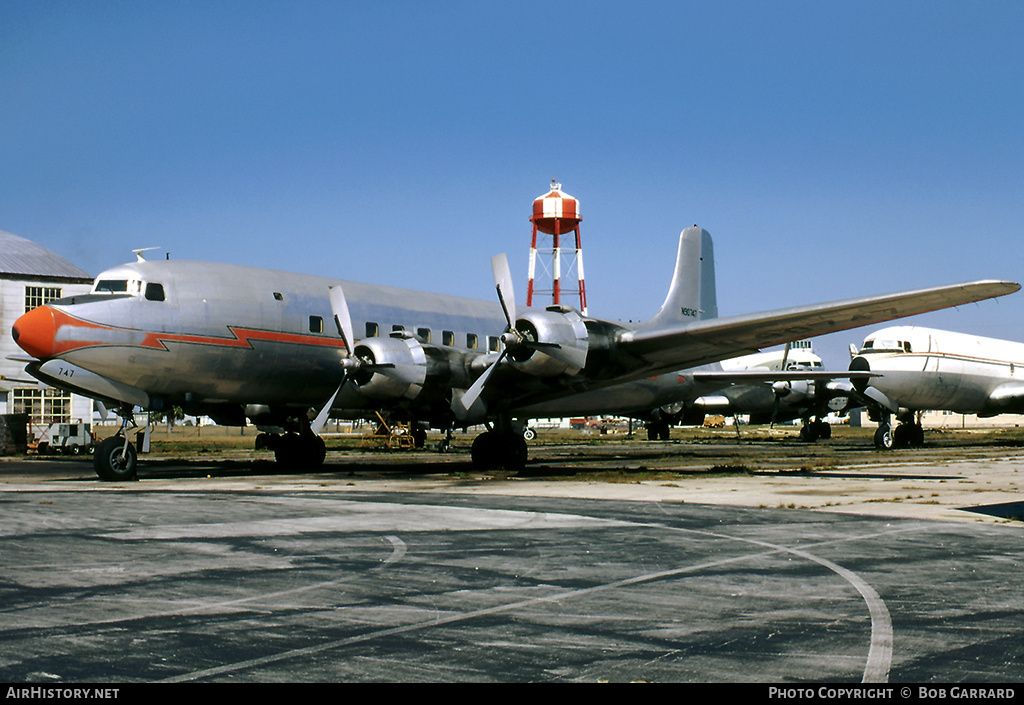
[691,369,878,384]
[619,280,1020,375]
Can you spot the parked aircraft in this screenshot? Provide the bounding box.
[646,342,863,441]
[849,325,1024,448]
[11,226,1018,480]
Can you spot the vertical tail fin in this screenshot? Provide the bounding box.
[640,226,717,329]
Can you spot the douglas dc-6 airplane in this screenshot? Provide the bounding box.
[11,226,1019,480]
[681,342,859,442]
[850,325,1024,448]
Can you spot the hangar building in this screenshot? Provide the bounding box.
[0,230,94,429]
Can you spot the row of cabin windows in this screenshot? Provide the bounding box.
[86,284,491,351]
[306,315,498,351]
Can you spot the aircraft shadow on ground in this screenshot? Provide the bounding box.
[960,501,1024,522]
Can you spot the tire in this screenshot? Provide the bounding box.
[873,424,894,450]
[893,424,910,448]
[274,433,326,471]
[94,436,138,481]
[909,423,925,447]
[471,432,499,469]
[471,432,528,471]
[503,434,528,472]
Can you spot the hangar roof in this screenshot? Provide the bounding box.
[0,230,92,281]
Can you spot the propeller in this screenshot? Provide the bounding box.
[310,284,395,434]
[769,342,792,428]
[309,286,358,434]
[459,255,518,411]
[460,253,588,413]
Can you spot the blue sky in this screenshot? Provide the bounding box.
[2,1,1022,366]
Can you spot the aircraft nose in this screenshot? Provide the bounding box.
[848,355,870,393]
[12,306,58,359]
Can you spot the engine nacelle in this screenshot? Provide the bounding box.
[772,380,813,405]
[352,336,428,400]
[352,335,469,401]
[508,306,589,377]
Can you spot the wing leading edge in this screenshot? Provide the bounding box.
[620,279,1021,374]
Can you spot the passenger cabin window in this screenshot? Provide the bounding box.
[145,283,165,302]
[309,316,323,334]
[392,324,405,333]
[417,327,431,343]
[365,322,379,338]
[442,330,455,347]
[466,333,479,350]
[488,336,500,352]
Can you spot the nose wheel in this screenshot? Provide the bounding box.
[94,435,138,481]
[94,406,139,481]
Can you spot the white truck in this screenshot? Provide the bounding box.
[33,422,97,455]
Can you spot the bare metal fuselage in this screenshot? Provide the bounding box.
[22,259,697,424]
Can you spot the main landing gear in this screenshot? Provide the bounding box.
[798,419,832,442]
[873,420,925,449]
[872,411,925,450]
[471,425,528,472]
[256,429,327,470]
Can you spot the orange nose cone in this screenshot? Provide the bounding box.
[12,306,57,359]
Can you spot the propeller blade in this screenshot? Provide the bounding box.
[770,395,781,428]
[780,341,791,371]
[459,351,505,411]
[310,376,347,435]
[329,285,355,353]
[492,254,516,328]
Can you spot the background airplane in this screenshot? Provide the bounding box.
[642,341,865,442]
[11,227,1018,480]
[849,325,1024,448]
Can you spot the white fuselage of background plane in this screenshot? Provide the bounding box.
[852,325,1024,415]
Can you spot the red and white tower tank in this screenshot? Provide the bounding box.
[527,180,587,314]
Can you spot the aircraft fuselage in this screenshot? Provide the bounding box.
[851,326,1024,415]
[13,258,700,426]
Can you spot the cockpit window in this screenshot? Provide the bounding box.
[860,339,911,354]
[145,283,165,302]
[95,280,128,293]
